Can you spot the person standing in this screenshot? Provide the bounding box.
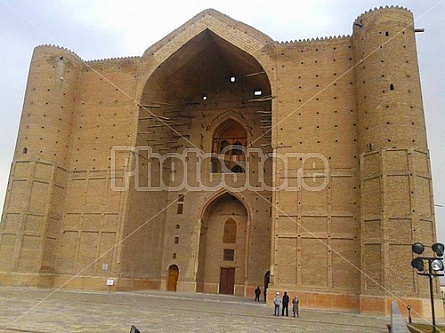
[281,291,289,316]
[292,295,299,318]
[254,286,261,302]
[273,292,281,316]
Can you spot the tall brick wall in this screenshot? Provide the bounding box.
[271,36,360,302]
[55,57,140,285]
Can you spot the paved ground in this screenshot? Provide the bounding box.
[0,287,400,332]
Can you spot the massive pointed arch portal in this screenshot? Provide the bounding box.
[126,9,274,300]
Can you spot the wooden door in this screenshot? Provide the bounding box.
[167,265,179,291]
[219,267,235,294]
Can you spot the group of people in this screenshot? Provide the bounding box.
[253,287,300,318]
[273,291,299,318]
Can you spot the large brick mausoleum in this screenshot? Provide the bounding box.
[0,6,441,316]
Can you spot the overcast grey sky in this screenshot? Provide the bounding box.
[0,0,443,248]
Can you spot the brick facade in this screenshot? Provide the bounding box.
[0,6,441,316]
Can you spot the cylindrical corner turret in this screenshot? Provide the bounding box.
[353,7,437,315]
[0,45,83,279]
[353,6,426,154]
[14,45,84,166]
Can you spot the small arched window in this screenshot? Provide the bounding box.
[223,219,237,243]
[220,140,229,153]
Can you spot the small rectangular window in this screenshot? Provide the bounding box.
[254,90,262,96]
[177,194,184,214]
[223,249,235,261]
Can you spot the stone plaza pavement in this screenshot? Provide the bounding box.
[0,287,394,333]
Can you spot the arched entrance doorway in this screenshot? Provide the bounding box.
[196,193,248,295]
[167,265,179,291]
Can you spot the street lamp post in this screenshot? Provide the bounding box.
[411,242,445,333]
[407,305,412,324]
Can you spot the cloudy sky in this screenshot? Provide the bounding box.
[0,0,444,248]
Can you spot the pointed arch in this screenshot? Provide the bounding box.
[223,218,237,243]
[207,111,246,133]
[137,10,274,103]
[198,188,252,220]
[141,9,274,69]
[196,190,249,295]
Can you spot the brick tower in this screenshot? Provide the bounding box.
[353,7,438,314]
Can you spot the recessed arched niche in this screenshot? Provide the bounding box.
[137,29,272,156]
[211,119,247,173]
[197,192,248,295]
